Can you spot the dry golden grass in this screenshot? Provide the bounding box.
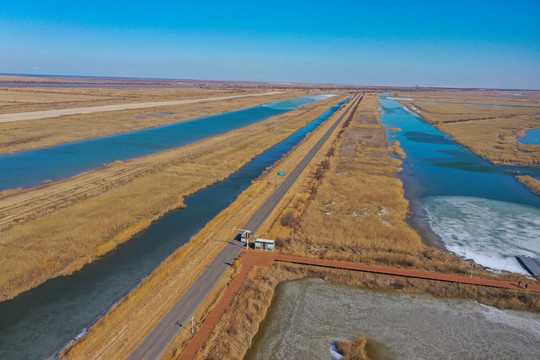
[517,175,540,196]
[393,90,540,107]
[337,336,369,360]
[0,96,347,302]
[56,95,356,360]
[259,94,428,261]
[396,98,540,168]
[195,94,539,360]
[0,90,302,153]
[198,261,540,360]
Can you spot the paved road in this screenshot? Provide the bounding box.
[0,92,282,123]
[127,94,360,360]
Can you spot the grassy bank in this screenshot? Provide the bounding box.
[197,262,539,360]
[0,95,345,302]
[392,90,540,107]
[54,95,355,360]
[396,96,540,169]
[0,89,302,153]
[194,94,539,359]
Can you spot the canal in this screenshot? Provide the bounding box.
[0,98,348,359]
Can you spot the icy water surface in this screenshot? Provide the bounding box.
[246,279,540,360]
[379,96,540,274]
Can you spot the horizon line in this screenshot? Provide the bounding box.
[1,72,538,92]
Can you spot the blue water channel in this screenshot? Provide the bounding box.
[0,97,348,360]
[379,96,540,275]
[0,95,332,191]
[518,129,540,145]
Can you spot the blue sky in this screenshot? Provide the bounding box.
[1,0,539,88]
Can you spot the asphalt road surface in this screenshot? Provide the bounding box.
[127,93,361,360]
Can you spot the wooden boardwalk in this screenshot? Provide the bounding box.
[178,250,539,358]
[274,254,540,292]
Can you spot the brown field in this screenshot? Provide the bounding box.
[58,95,355,360]
[392,89,540,107]
[0,95,347,302]
[0,89,304,153]
[193,94,539,359]
[396,97,540,168]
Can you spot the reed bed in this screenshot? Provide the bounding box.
[0,90,300,153]
[516,175,540,196]
[393,90,540,107]
[58,95,353,360]
[196,93,539,359]
[397,98,540,168]
[0,96,345,302]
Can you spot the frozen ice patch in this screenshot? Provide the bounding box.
[330,342,344,360]
[422,196,540,275]
[389,97,414,101]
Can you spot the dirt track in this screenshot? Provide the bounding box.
[0,91,282,123]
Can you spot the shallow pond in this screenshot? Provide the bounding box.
[246,278,540,360]
[518,129,540,145]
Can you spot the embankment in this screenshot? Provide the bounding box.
[193,94,539,359]
[58,95,356,360]
[0,96,345,302]
[0,90,300,153]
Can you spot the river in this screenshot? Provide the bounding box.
[0,98,348,359]
[0,95,333,191]
[379,96,540,275]
[245,278,540,360]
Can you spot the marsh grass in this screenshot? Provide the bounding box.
[398,98,540,168]
[0,90,301,154]
[195,93,539,359]
[516,175,540,196]
[58,95,354,360]
[337,336,369,360]
[0,96,346,302]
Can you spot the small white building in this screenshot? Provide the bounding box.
[254,238,275,252]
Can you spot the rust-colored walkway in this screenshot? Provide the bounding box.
[178,251,274,360]
[178,250,538,359]
[274,254,540,292]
